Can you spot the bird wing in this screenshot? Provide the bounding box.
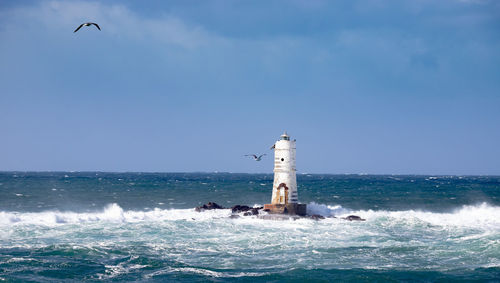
[74,23,84,33]
[90,23,101,30]
[258,154,267,158]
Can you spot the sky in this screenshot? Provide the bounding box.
[0,0,499,174]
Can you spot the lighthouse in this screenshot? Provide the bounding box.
[264,131,307,216]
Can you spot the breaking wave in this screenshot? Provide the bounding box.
[1,203,499,279]
[307,202,500,229]
[1,202,500,229]
[0,203,233,226]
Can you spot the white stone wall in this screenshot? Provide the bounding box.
[271,134,298,204]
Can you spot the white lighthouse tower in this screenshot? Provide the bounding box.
[264,131,306,215]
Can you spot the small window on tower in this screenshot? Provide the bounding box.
[281,158,284,162]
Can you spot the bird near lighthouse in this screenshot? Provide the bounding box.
[74,22,101,33]
[244,154,266,161]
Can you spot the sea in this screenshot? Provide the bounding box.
[0,172,499,282]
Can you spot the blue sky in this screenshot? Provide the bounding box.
[0,0,499,174]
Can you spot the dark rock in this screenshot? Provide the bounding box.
[195,202,224,212]
[310,214,325,220]
[242,208,260,216]
[232,205,263,215]
[229,215,240,219]
[342,215,366,221]
[231,205,252,213]
[251,208,259,215]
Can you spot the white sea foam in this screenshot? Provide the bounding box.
[144,267,268,279]
[352,202,500,230]
[0,202,499,230]
[1,202,498,274]
[306,202,349,216]
[307,202,500,229]
[0,203,233,226]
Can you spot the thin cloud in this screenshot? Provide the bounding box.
[2,0,224,49]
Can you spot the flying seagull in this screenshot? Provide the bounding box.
[245,154,266,161]
[74,22,101,33]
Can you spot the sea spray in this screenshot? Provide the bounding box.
[2,202,500,227]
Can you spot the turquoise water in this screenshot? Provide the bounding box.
[1,172,499,282]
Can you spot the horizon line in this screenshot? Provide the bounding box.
[0,171,499,177]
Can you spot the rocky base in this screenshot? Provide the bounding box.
[263,203,307,216]
[195,203,263,215]
[231,205,263,216]
[194,202,365,221]
[342,215,366,221]
[194,202,224,212]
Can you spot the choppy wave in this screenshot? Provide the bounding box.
[1,202,499,230]
[0,203,233,226]
[144,267,267,279]
[2,174,499,281]
[307,202,500,229]
[1,202,499,281]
